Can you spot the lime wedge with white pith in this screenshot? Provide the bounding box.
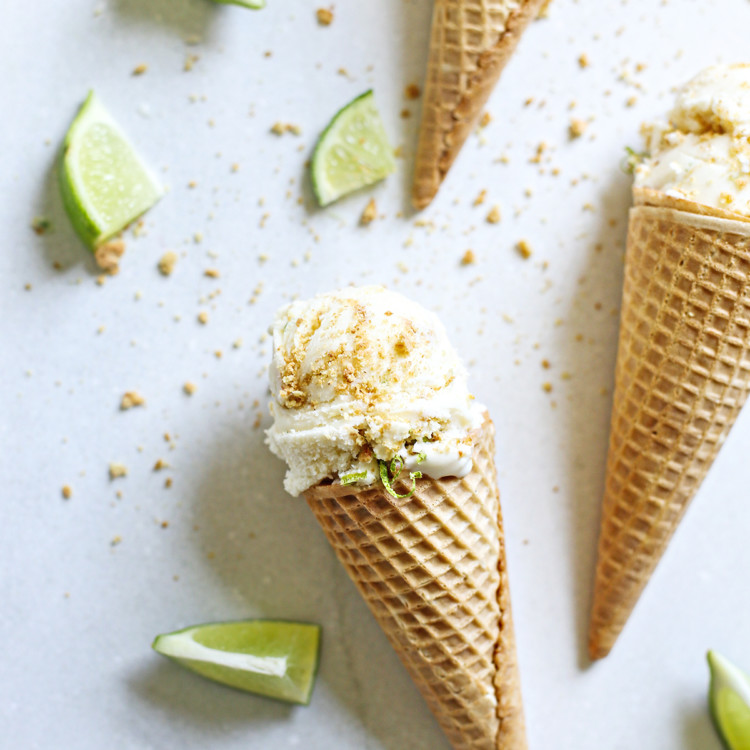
[708,650,750,749]
[311,90,396,206]
[59,91,162,249]
[211,0,265,8]
[152,620,321,705]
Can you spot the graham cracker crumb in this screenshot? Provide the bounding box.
[578,53,590,69]
[62,485,72,500]
[473,189,487,206]
[516,240,533,259]
[404,84,421,100]
[184,54,199,72]
[111,535,122,546]
[486,205,501,224]
[132,63,148,76]
[183,382,197,395]
[569,118,587,139]
[153,459,169,471]
[95,240,125,275]
[461,250,476,266]
[538,0,553,18]
[542,382,553,393]
[360,198,377,226]
[316,7,333,25]
[479,111,492,128]
[270,122,302,136]
[197,311,208,325]
[109,462,128,480]
[158,251,177,276]
[164,477,173,488]
[120,391,145,410]
[204,268,220,278]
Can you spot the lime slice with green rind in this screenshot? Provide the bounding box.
[708,650,750,749]
[311,90,396,206]
[211,0,265,8]
[152,619,321,705]
[59,91,162,249]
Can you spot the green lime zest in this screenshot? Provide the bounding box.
[378,456,421,499]
[708,650,750,750]
[621,145,648,175]
[339,471,367,486]
[416,452,426,463]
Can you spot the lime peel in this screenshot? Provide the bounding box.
[311,90,396,207]
[59,91,162,249]
[211,0,265,8]
[708,650,750,750]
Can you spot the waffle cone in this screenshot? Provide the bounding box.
[304,416,526,750]
[412,0,547,210]
[589,190,750,660]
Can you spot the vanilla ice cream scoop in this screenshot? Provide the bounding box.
[635,64,750,216]
[266,285,484,496]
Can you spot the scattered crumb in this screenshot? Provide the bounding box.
[270,122,302,136]
[541,359,550,369]
[486,205,501,224]
[569,118,587,139]
[184,54,199,72]
[158,251,177,276]
[626,96,638,108]
[461,250,476,266]
[578,53,590,69]
[132,63,148,76]
[479,111,492,128]
[188,180,197,189]
[24,283,32,291]
[111,535,122,546]
[197,311,208,325]
[109,462,128,480]
[473,189,487,207]
[94,240,125,275]
[516,240,533,259]
[161,520,169,528]
[316,7,334,25]
[120,391,145,410]
[360,198,377,226]
[542,382,553,393]
[153,459,168,471]
[183,382,197,395]
[61,485,72,500]
[204,268,220,278]
[164,477,173,489]
[404,83,421,100]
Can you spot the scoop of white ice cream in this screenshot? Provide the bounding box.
[635,64,750,216]
[266,286,484,496]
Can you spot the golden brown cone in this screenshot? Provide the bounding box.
[589,190,750,660]
[412,0,548,210]
[304,415,526,750]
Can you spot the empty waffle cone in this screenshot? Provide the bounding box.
[589,189,750,660]
[304,415,526,750]
[412,0,547,210]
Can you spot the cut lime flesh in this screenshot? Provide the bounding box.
[211,0,265,7]
[708,651,750,750]
[311,90,396,206]
[152,619,321,705]
[59,91,161,249]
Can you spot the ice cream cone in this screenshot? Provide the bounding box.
[412,0,547,210]
[305,415,526,750]
[589,190,750,660]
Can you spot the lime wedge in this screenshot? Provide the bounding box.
[708,650,750,749]
[311,90,396,206]
[59,91,162,249]
[211,0,265,8]
[152,619,321,705]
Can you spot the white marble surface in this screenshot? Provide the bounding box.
[3,1,750,748]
